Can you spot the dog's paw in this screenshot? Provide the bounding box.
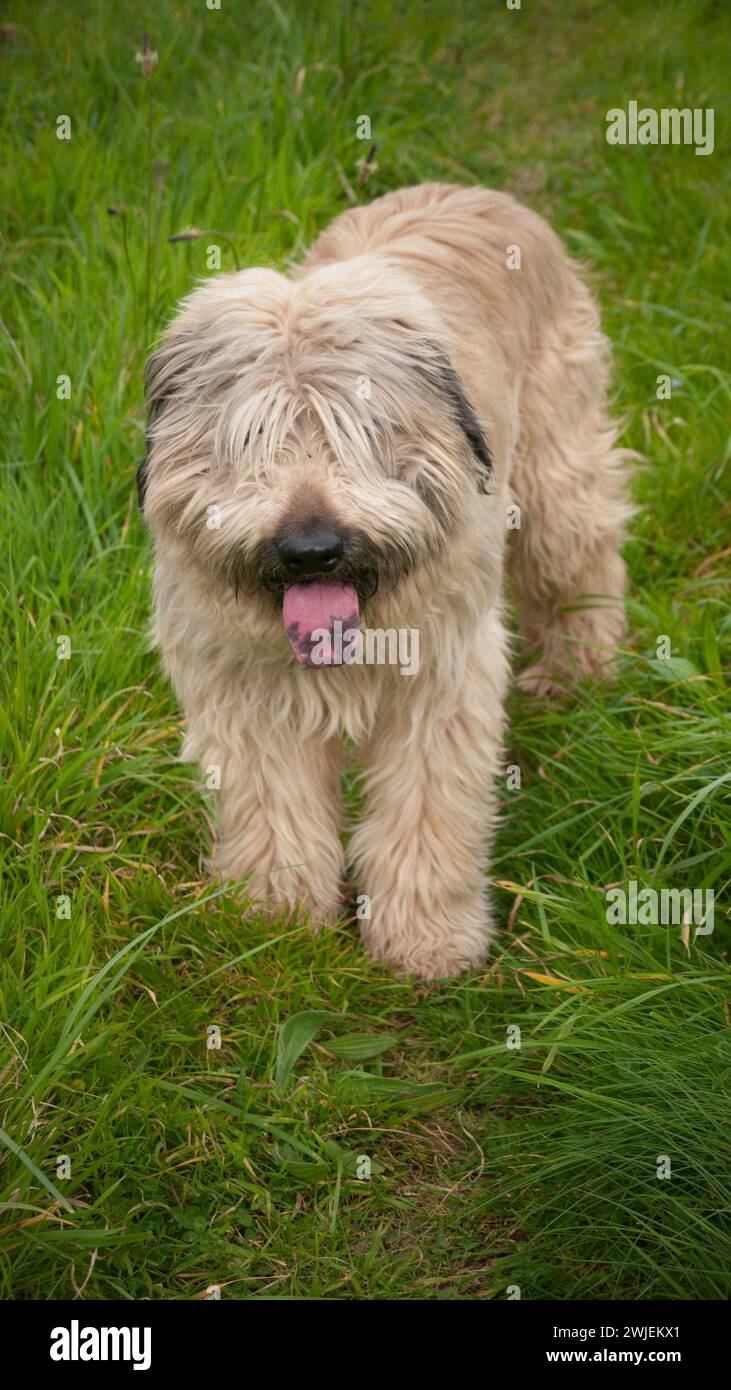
[242,897,339,930]
[367,943,488,981]
[517,647,619,699]
[219,870,341,928]
[361,909,491,981]
[516,662,568,701]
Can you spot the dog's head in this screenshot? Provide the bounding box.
[140,258,492,664]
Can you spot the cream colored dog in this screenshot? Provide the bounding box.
[139,183,631,979]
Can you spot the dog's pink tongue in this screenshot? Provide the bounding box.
[282,580,360,667]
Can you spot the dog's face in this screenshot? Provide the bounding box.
[140,259,492,664]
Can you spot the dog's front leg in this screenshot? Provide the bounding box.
[348,631,508,979]
[198,722,344,925]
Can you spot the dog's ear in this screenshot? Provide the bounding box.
[137,334,196,513]
[418,343,493,493]
[136,346,163,514]
[136,456,149,511]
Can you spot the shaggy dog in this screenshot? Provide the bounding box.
[138,182,630,979]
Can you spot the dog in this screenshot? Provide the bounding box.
[138,182,631,979]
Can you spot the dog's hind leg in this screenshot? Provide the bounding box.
[507,282,633,698]
[348,616,509,980]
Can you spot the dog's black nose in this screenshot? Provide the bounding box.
[278,531,343,577]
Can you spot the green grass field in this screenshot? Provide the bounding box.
[1,0,729,1300]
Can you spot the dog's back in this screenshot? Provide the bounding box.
[302,182,631,697]
[298,181,577,373]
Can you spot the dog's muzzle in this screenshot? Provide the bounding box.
[244,525,397,667]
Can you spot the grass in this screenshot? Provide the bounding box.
[0,0,729,1300]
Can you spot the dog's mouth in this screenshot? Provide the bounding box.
[282,578,361,667]
[243,535,387,667]
[228,529,410,666]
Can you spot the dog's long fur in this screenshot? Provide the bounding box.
[141,182,631,978]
